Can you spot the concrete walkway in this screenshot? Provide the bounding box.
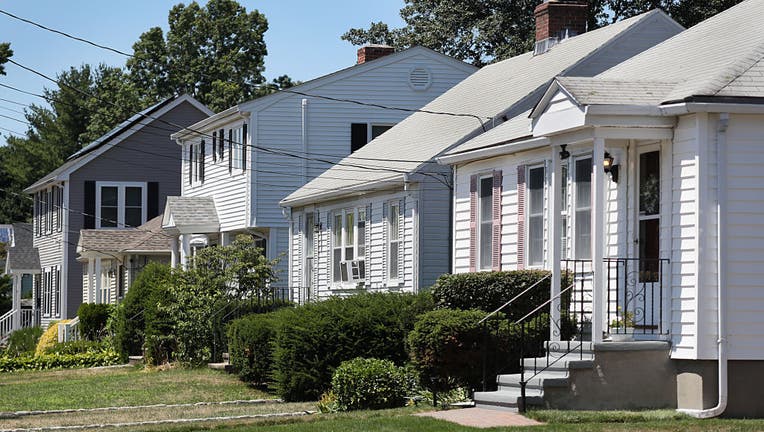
[415,407,543,428]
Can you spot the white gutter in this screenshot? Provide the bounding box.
[660,102,764,116]
[677,112,729,418]
[436,137,549,165]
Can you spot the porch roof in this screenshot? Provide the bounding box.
[77,215,171,259]
[5,223,40,273]
[162,196,219,234]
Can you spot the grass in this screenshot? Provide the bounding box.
[0,365,274,411]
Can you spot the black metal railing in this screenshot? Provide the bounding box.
[604,258,669,335]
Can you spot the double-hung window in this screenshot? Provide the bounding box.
[96,182,147,228]
[189,141,204,184]
[573,157,592,259]
[333,208,367,284]
[351,123,394,152]
[527,166,545,267]
[231,126,244,170]
[478,176,493,270]
[388,202,400,279]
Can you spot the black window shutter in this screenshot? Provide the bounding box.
[84,181,95,229]
[212,134,217,162]
[351,123,368,153]
[219,129,224,160]
[200,139,205,182]
[147,182,159,219]
[228,129,233,173]
[188,144,194,184]
[242,123,248,171]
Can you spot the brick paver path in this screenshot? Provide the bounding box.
[415,407,543,428]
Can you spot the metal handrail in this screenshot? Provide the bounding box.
[514,281,576,325]
[477,273,551,325]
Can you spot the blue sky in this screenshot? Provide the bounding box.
[0,0,405,146]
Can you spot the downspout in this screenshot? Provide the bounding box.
[678,112,729,418]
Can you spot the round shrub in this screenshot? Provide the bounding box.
[77,303,112,340]
[227,313,276,384]
[331,358,412,411]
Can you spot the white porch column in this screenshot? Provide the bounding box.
[94,258,102,304]
[87,258,95,303]
[592,137,606,343]
[170,236,179,268]
[180,234,191,269]
[12,274,21,329]
[549,146,562,341]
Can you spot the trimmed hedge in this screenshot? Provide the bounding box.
[227,313,276,384]
[431,270,572,319]
[78,303,112,340]
[272,292,433,401]
[331,358,413,411]
[0,351,121,372]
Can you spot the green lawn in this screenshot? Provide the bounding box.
[0,365,274,411]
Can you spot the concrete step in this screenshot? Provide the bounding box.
[522,355,594,372]
[207,362,234,372]
[473,388,543,411]
[545,341,594,354]
[497,371,568,391]
[127,355,144,365]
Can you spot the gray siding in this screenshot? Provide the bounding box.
[418,167,453,289]
[64,101,208,317]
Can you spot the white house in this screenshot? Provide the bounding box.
[23,95,211,328]
[281,3,682,303]
[163,45,478,299]
[439,0,764,417]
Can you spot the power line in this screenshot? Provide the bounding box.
[0,112,30,125]
[0,104,26,115]
[0,96,29,107]
[0,125,26,137]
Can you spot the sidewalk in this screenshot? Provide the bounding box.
[415,407,543,428]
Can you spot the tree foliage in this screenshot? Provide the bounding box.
[0,42,11,75]
[127,0,269,111]
[343,0,744,66]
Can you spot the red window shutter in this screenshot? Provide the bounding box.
[517,165,526,270]
[469,174,478,272]
[492,170,503,271]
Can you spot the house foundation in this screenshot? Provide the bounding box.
[675,360,764,418]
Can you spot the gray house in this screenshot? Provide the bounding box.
[23,95,211,327]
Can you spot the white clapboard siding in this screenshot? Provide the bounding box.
[670,114,700,359]
[720,114,764,360]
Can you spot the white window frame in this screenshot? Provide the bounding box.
[387,200,401,282]
[368,123,394,142]
[190,141,203,185]
[231,126,245,171]
[477,174,494,271]
[332,207,367,286]
[526,165,546,268]
[571,155,593,260]
[95,181,148,229]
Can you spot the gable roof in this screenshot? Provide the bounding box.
[172,46,477,141]
[77,215,172,257]
[551,0,764,107]
[162,196,220,234]
[5,223,40,272]
[25,94,212,192]
[281,10,681,206]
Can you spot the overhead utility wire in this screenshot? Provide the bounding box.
[7,59,453,188]
[0,7,489,134]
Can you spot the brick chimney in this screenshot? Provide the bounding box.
[534,1,588,54]
[357,44,395,64]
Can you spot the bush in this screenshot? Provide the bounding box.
[331,358,413,411]
[0,351,120,372]
[44,339,112,355]
[408,309,554,393]
[431,270,572,319]
[78,303,112,340]
[112,262,172,362]
[35,320,67,357]
[227,313,277,384]
[4,326,43,357]
[272,292,433,401]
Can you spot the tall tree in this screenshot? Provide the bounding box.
[343,0,743,66]
[0,42,11,75]
[127,0,269,111]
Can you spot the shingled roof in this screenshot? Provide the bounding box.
[5,223,40,272]
[77,215,171,258]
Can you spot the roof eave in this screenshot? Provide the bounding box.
[171,106,250,141]
[437,136,549,165]
[281,177,404,208]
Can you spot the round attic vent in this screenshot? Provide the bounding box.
[408,67,432,91]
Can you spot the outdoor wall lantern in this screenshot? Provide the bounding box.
[603,152,619,183]
[559,144,570,160]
